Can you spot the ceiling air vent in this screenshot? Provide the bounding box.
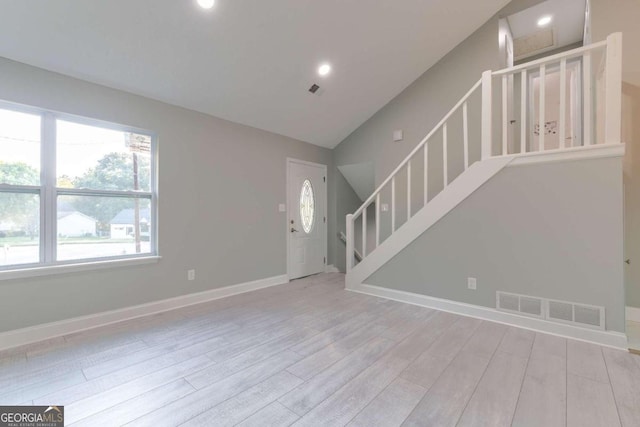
[497,292,605,330]
[308,84,320,94]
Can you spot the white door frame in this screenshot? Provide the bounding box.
[286,158,328,280]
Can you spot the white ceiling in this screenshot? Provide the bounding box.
[508,0,586,59]
[0,0,509,148]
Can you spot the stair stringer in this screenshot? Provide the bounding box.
[346,156,514,290]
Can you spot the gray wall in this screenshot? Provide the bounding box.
[334,170,362,272]
[367,157,626,332]
[332,11,501,188]
[331,0,543,271]
[592,0,640,308]
[0,57,334,333]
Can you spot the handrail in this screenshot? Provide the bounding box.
[339,232,362,261]
[492,40,607,76]
[347,33,622,272]
[352,78,482,218]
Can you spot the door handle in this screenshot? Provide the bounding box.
[291,228,299,233]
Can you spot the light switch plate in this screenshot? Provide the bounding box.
[393,130,404,142]
[381,203,389,212]
[278,204,286,212]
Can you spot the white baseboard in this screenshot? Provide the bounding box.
[0,274,289,352]
[349,283,628,350]
[627,306,640,323]
[325,264,340,273]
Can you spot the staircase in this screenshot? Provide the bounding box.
[345,33,623,290]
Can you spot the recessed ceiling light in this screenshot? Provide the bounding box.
[537,15,552,27]
[197,0,215,9]
[318,64,332,77]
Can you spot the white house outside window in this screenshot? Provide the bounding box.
[0,102,158,271]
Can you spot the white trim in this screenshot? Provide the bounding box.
[349,283,627,350]
[324,264,340,273]
[507,143,624,167]
[627,306,640,323]
[0,273,289,352]
[0,256,162,281]
[286,158,328,281]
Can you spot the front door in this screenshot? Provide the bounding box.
[287,159,326,280]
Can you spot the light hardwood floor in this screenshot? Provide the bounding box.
[1,272,640,426]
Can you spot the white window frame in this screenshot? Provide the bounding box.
[0,100,159,277]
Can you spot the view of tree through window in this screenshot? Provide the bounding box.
[0,106,156,268]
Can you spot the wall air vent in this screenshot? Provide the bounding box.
[519,296,543,317]
[497,292,605,330]
[497,292,543,319]
[547,299,605,330]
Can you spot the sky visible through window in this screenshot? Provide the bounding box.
[57,120,135,178]
[0,109,40,177]
[0,109,151,182]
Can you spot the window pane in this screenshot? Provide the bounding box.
[57,196,151,261]
[0,109,41,186]
[56,120,151,191]
[0,192,40,266]
[300,179,315,234]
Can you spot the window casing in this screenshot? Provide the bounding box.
[0,101,158,272]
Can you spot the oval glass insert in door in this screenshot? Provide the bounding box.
[300,179,315,234]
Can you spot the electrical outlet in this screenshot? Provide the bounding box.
[467,277,477,290]
[188,269,196,281]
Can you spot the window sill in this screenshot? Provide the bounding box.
[0,256,162,281]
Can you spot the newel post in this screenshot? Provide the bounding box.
[346,214,354,272]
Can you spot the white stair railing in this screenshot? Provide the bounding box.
[346,33,622,272]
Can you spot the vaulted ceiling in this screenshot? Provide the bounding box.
[0,0,509,147]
